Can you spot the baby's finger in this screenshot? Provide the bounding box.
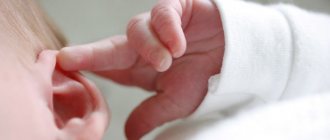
[58,36,138,71]
[127,13,172,72]
[125,94,189,140]
[150,0,192,58]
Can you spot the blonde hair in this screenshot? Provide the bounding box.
[0,0,66,64]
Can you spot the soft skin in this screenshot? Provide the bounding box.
[0,50,110,140]
[0,0,110,139]
[58,0,224,139]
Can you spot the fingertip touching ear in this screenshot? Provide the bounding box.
[37,50,110,140]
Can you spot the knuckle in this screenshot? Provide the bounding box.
[126,17,145,51]
[127,17,141,36]
[151,5,173,24]
[127,13,148,36]
[151,4,168,17]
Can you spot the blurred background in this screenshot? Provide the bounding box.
[37,0,329,139]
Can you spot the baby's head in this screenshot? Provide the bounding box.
[0,0,110,139]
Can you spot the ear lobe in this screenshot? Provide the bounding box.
[52,67,110,140]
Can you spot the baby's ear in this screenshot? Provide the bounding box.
[37,50,110,140]
[52,68,110,140]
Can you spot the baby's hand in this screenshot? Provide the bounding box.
[58,0,224,139]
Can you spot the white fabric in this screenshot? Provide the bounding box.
[190,93,330,140]
[156,0,330,139]
[157,93,330,140]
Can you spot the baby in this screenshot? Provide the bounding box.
[58,0,330,139]
[0,0,109,139]
[1,0,329,139]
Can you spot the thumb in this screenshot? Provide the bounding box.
[125,93,195,140]
[57,35,138,71]
[125,64,210,139]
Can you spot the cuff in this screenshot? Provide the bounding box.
[190,0,293,118]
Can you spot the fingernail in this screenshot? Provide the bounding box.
[173,51,181,58]
[169,41,184,58]
[158,58,167,71]
[149,50,163,65]
[149,49,171,72]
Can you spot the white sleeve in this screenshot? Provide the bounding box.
[156,93,330,140]
[189,93,330,140]
[190,0,330,118]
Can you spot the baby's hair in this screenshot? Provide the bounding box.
[0,0,66,65]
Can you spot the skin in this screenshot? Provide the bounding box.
[0,41,110,139]
[58,0,224,139]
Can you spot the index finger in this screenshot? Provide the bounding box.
[58,35,138,71]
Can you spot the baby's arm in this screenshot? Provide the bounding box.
[193,0,330,118]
